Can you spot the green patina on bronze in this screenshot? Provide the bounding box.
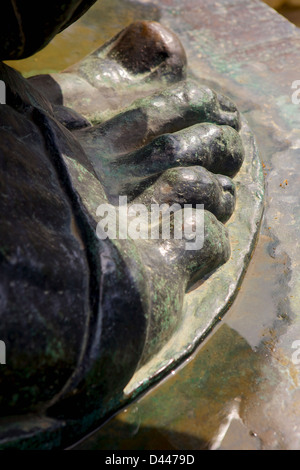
[0,0,266,450]
[75,0,300,451]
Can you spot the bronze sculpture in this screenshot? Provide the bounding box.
[0,1,263,448]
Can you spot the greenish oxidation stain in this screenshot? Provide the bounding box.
[0,0,267,450]
[71,158,90,182]
[144,274,182,356]
[45,338,65,363]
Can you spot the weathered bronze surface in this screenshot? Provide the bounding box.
[0,0,264,449]
[73,0,300,450]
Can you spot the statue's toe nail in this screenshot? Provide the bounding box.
[108,21,187,75]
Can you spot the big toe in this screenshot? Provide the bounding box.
[107,21,187,81]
